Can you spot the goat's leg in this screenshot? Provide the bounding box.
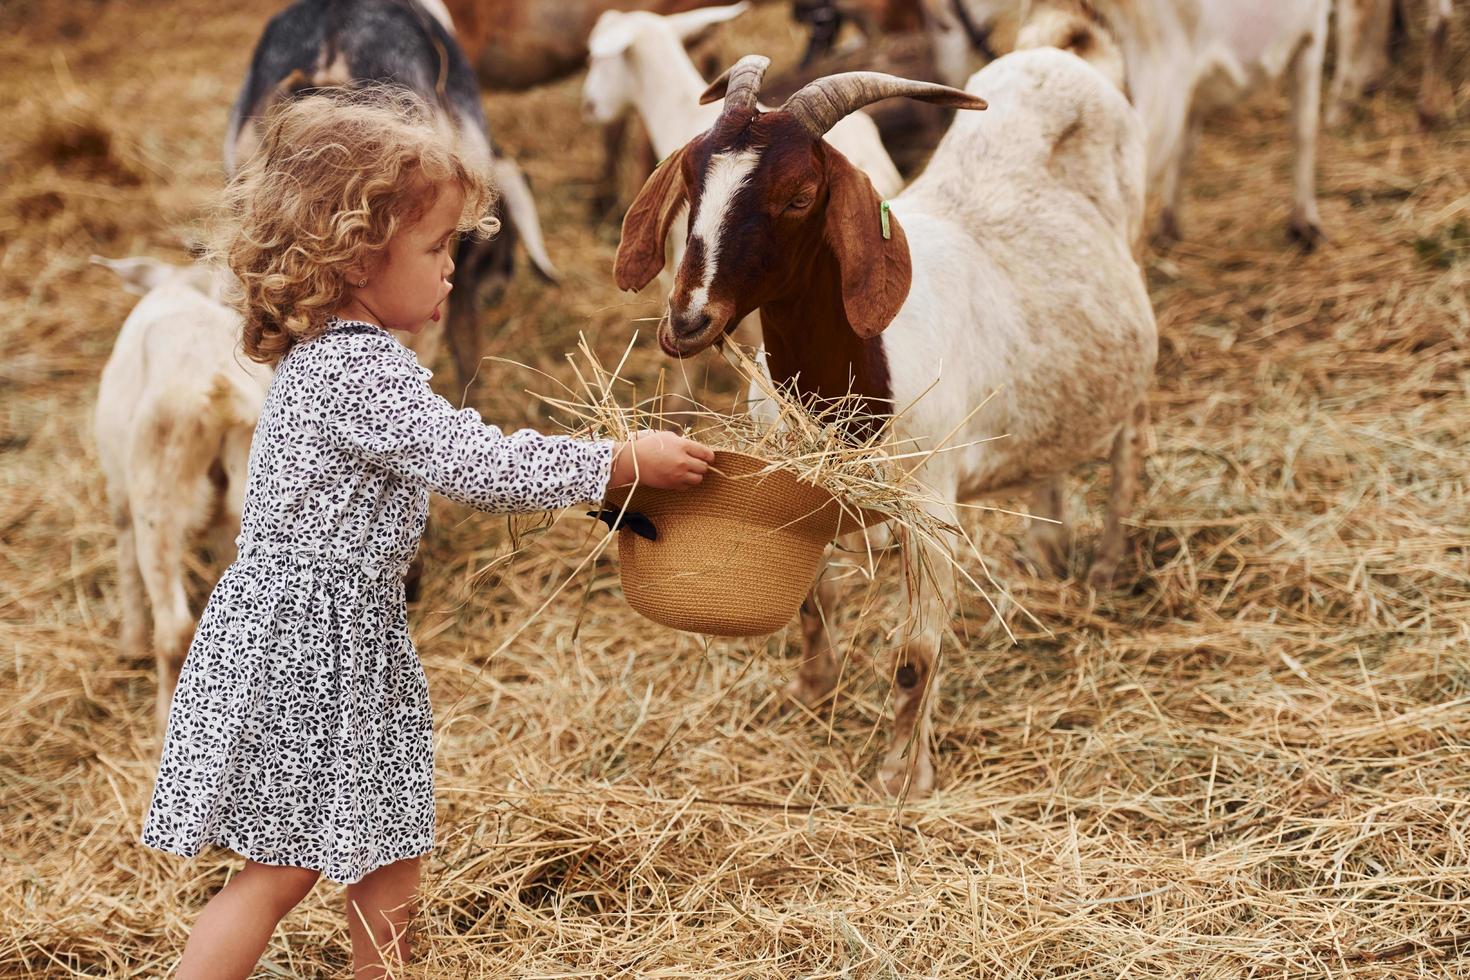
[132,495,198,733]
[1021,475,1070,577]
[877,629,940,799]
[1287,15,1328,246]
[785,571,843,708]
[444,308,479,394]
[113,504,149,663]
[591,115,630,221]
[1327,0,1388,125]
[1418,0,1453,128]
[209,427,251,568]
[595,117,659,223]
[1088,401,1148,591]
[877,515,955,799]
[1363,0,1395,88]
[1325,0,1360,126]
[1155,112,1201,246]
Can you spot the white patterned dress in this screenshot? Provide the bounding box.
[141,317,613,884]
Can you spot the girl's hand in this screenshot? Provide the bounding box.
[609,431,715,490]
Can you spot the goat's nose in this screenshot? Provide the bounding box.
[669,308,711,339]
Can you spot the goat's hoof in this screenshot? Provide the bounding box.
[1287,214,1326,250]
[1152,211,1183,249]
[878,751,934,799]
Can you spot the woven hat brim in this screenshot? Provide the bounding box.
[607,450,889,542]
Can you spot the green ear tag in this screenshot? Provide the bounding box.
[879,200,891,240]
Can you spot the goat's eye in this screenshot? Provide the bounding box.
[785,192,815,213]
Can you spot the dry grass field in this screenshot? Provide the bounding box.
[2,0,1468,976]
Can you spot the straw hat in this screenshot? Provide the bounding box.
[600,450,883,637]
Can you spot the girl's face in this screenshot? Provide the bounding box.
[340,182,464,334]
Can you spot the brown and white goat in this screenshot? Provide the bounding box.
[615,49,1157,795]
[93,257,273,732]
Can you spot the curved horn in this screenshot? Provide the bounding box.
[781,72,988,138]
[699,54,771,114]
[490,158,559,282]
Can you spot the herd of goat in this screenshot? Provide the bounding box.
[94,0,1457,795]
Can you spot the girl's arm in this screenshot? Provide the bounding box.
[315,334,614,513]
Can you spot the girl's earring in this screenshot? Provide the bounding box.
[357,278,368,288]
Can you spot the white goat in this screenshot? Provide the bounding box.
[944,0,1330,244]
[93,257,272,731]
[1329,0,1456,127]
[582,3,905,259]
[615,48,1157,795]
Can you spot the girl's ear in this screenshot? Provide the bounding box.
[615,145,692,292]
[822,145,911,339]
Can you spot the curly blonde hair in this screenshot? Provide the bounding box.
[213,86,500,364]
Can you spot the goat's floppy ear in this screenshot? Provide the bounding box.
[822,146,911,339]
[615,145,691,292]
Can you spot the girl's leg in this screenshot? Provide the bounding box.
[346,856,422,979]
[177,861,320,980]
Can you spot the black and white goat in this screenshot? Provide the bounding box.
[225,0,558,387]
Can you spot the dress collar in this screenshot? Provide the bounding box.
[324,315,390,335]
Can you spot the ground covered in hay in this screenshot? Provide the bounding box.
[2,1,1468,976]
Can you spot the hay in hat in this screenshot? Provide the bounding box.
[513,332,1022,640]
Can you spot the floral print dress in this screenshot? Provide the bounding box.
[141,317,614,884]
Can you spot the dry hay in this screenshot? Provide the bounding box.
[2,0,1469,976]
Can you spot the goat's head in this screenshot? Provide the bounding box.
[583,11,646,123]
[582,4,751,124]
[614,56,985,359]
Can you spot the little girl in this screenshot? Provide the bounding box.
[140,88,712,979]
